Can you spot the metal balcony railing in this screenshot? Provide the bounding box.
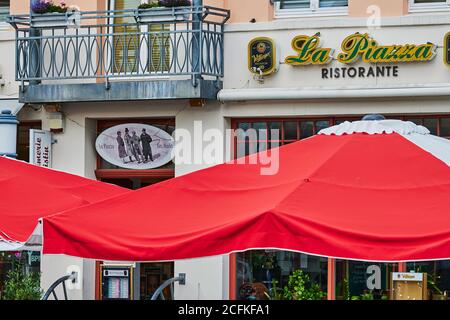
[8,6,230,86]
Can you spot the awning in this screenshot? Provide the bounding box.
[41,120,450,262]
[0,157,128,250]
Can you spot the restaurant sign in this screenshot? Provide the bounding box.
[248,37,278,76]
[96,124,174,170]
[29,129,52,168]
[249,33,438,80]
[285,33,437,65]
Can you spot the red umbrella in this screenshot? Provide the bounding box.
[0,157,128,250]
[41,120,450,262]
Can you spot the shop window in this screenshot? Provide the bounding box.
[335,260,397,300]
[233,118,332,158]
[423,118,439,136]
[236,250,328,300]
[0,0,9,24]
[300,121,314,138]
[405,116,450,138]
[441,117,450,137]
[0,251,41,300]
[409,0,450,12]
[406,261,450,299]
[275,0,348,18]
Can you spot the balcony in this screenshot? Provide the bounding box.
[8,6,230,103]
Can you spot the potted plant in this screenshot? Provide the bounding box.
[135,0,192,24]
[30,0,80,28]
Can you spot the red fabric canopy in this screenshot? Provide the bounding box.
[42,127,450,262]
[0,157,127,247]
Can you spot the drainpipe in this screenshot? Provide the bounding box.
[0,110,19,158]
[191,0,202,87]
[29,0,41,85]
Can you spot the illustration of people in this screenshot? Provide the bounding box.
[124,128,137,163]
[116,131,128,164]
[140,128,154,163]
[131,131,144,164]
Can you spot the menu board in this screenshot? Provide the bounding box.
[101,266,133,300]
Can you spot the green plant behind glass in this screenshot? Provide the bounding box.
[2,263,42,300]
[283,270,326,300]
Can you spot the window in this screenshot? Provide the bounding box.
[111,0,171,74]
[406,261,450,299]
[335,260,398,300]
[233,115,450,158]
[0,0,9,24]
[275,0,348,18]
[234,118,331,157]
[236,250,328,300]
[409,0,450,12]
[0,251,41,300]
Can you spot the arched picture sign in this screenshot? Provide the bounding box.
[96,124,174,170]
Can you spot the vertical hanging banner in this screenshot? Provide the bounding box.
[29,129,52,168]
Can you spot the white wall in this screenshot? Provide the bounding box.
[173,101,230,300]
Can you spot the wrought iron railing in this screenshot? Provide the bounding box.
[8,6,229,86]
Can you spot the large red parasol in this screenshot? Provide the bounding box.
[41,120,450,262]
[0,157,128,250]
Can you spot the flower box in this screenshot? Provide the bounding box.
[31,12,78,28]
[135,7,190,24]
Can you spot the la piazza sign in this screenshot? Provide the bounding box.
[249,33,437,79]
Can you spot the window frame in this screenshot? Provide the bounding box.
[274,0,348,19]
[409,0,450,13]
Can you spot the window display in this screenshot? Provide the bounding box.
[335,260,397,300]
[0,251,41,300]
[236,250,327,300]
[407,261,450,300]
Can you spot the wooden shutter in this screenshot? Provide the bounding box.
[149,24,171,73]
[113,0,140,73]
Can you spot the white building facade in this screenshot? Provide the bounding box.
[1,0,450,300]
